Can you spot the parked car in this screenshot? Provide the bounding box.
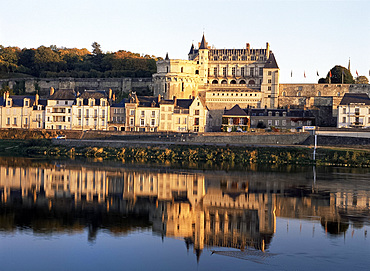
[55,135,66,140]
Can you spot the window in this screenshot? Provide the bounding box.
[195,110,200,115]
[268,86,272,91]
[102,101,106,106]
[85,109,89,117]
[151,111,155,117]
[343,108,346,114]
[291,121,296,126]
[183,118,187,124]
[130,118,134,126]
[141,111,145,117]
[140,119,145,126]
[194,118,199,126]
[151,119,155,126]
[268,71,272,76]
[25,100,29,106]
[282,120,286,126]
[130,110,135,116]
[181,67,183,73]
[259,67,263,76]
[223,67,227,76]
[228,118,233,125]
[7,117,10,125]
[241,67,245,77]
[78,100,82,106]
[275,120,279,126]
[268,79,272,83]
[78,109,82,117]
[214,67,217,76]
[67,108,71,113]
[181,82,184,92]
[250,68,254,77]
[94,109,97,118]
[355,108,360,115]
[232,67,236,76]
[318,91,321,96]
[268,120,272,126]
[297,92,301,97]
[86,119,89,126]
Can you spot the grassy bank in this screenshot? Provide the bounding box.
[1,139,369,168]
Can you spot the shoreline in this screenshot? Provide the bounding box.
[0,139,369,168]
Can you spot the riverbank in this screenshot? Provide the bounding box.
[0,139,369,168]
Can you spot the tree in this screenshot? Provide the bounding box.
[355,76,369,84]
[318,65,354,84]
[91,42,102,55]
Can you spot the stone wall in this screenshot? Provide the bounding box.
[0,77,153,97]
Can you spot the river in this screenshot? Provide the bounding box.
[0,157,369,270]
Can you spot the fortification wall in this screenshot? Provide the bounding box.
[0,77,153,97]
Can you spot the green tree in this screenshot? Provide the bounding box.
[91,42,102,55]
[319,65,354,84]
[0,46,20,73]
[355,75,369,84]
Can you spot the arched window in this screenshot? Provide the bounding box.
[297,92,301,97]
[212,80,218,84]
[317,91,321,96]
[248,80,255,85]
[282,91,286,97]
[230,80,236,84]
[221,80,227,84]
[239,80,246,84]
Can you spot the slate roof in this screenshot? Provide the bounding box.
[111,99,126,108]
[49,89,76,100]
[264,53,279,69]
[223,105,248,116]
[176,99,193,109]
[137,96,159,107]
[79,90,107,100]
[199,34,208,49]
[188,43,195,55]
[339,93,370,105]
[9,95,35,107]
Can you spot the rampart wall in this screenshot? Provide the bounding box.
[0,77,153,97]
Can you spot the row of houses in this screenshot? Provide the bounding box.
[1,89,370,133]
[0,89,209,133]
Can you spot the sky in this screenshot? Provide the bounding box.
[1,0,369,83]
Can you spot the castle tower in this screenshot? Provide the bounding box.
[198,34,209,88]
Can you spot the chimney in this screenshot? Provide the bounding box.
[158,94,161,103]
[246,43,250,51]
[112,93,116,102]
[50,87,55,96]
[266,42,270,59]
[109,88,112,100]
[35,93,39,105]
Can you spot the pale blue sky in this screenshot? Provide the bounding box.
[1,0,369,83]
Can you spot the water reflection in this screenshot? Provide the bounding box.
[0,157,369,261]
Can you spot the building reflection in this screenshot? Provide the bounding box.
[0,159,369,259]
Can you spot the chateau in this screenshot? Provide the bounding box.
[153,34,279,110]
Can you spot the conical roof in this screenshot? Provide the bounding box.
[265,53,279,69]
[199,34,208,49]
[189,43,194,54]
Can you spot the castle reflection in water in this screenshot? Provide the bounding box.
[0,158,369,259]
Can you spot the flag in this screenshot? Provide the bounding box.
[291,70,292,77]
[304,71,306,78]
[329,71,332,77]
[317,71,319,77]
[356,70,359,77]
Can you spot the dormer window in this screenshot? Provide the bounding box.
[78,100,82,106]
[7,100,11,106]
[102,100,106,106]
[24,100,29,107]
[90,99,94,106]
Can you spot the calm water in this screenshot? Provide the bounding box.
[0,157,369,271]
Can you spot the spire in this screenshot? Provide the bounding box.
[165,52,169,60]
[199,33,208,49]
[188,43,194,55]
[348,57,351,72]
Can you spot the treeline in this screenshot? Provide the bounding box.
[0,42,160,78]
